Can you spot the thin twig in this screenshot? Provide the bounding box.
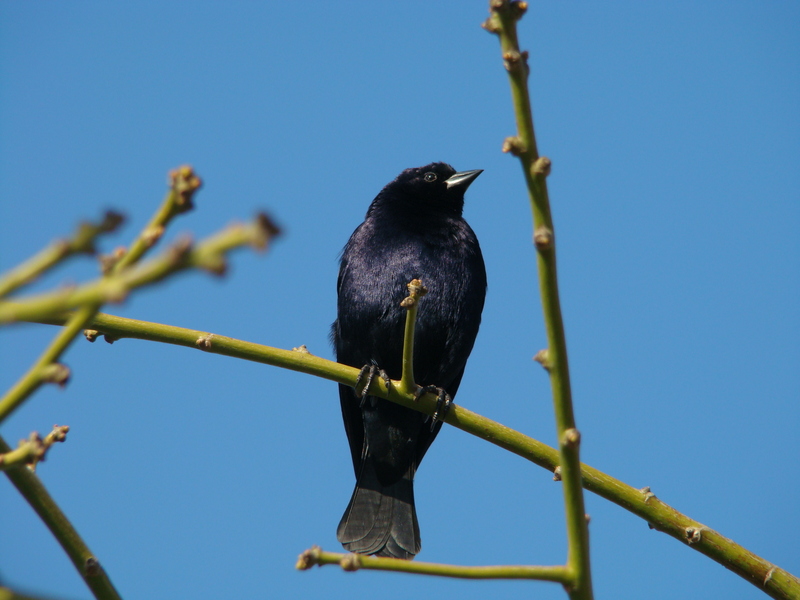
[484,2,592,597]
[296,546,572,583]
[0,425,69,472]
[0,214,278,325]
[0,212,124,299]
[1,434,122,600]
[397,279,427,395]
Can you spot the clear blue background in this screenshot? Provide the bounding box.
[1,2,798,599]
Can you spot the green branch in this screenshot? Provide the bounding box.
[397,279,427,396]
[484,2,591,597]
[296,546,572,583]
[0,166,211,424]
[0,212,124,299]
[0,166,278,600]
[0,425,69,471]
[0,305,97,423]
[1,434,122,600]
[35,311,800,600]
[108,165,202,274]
[0,214,278,325]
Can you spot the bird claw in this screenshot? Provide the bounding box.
[414,385,452,430]
[354,364,391,406]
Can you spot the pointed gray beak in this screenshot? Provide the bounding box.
[445,169,483,190]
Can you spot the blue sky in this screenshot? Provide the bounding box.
[1,2,798,599]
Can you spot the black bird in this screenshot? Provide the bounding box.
[332,162,487,559]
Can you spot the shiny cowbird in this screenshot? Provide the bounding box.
[332,162,486,559]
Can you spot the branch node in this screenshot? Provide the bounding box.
[195,334,214,350]
[533,226,554,251]
[684,526,703,545]
[84,329,99,343]
[295,545,322,570]
[502,136,527,156]
[553,466,562,481]
[84,556,101,577]
[533,348,552,370]
[640,486,657,503]
[252,213,282,251]
[531,156,552,177]
[169,236,194,265]
[502,50,524,72]
[169,165,202,212]
[340,553,361,572]
[481,14,502,34]
[105,280,129,304]
[99,247,127,275]
[142,225,165,248]
[562,428,581,448]
[511,1,528,20]
[292,345,311,354]
[400,279,428,309]
[764,566,777,586]
[41,363,70,387]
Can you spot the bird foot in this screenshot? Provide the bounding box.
[354,365,391,406]
[413,385,452,430]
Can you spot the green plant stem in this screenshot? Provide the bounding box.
[0,215,277,325]
[112,165,201,273]
[486,2,591,597]
[296,546,572,583]
[397,279,427,396]
[40,310,799,600]
[1,434,122,600]
[0,305,98,424]
[0,438,39,471]
[0,212,123,299]
[0,166,205,420]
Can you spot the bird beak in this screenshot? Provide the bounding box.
[445,169,483,190]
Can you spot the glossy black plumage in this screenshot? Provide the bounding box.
[332,162,486,559]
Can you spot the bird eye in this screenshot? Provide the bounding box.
[423,172,437,182]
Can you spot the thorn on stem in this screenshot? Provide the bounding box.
[292,344,311,354]
[84,329,99,343]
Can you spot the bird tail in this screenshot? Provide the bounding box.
[336,457,420,560]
